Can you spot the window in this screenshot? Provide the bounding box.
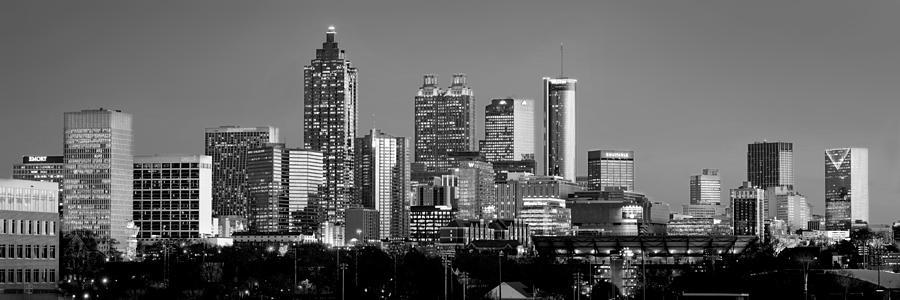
[42,245,47,259]
[49,269,55,282]
[0,245,5,258]
[0,269,5,283]
[16,245,22,258]
[23,269,30,283]
[24,245,31,258]
[49,246,55,259]
[16,269,22,283]
[32,269,38,283]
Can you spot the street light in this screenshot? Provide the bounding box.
[339,263,349,300]
[498,252,504,300]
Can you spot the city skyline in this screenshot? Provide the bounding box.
[3,0,900,225]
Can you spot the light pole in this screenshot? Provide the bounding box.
[340,263,348,300]
[459,271,469,300]
[443,256,448,300]
[498,252,504,300]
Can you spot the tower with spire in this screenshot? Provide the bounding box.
[303,26,358,228]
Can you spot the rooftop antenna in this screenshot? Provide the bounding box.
[560,42,564,77]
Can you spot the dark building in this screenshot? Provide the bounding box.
[303,26,358,226]
[414,74,476,172]
[204,126,279,219]
[587,150,635,191]
[132,155,213,241]
[345,207,379,244]
[746,141,794,190]
[731,182,765,237]
[408,206,455,244]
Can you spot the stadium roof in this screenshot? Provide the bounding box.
[532,235,759,257]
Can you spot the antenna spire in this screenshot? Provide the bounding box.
[560,42,564,77]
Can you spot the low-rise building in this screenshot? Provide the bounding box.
[0,179,59,296]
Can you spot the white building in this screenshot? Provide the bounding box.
[133,155,213,242]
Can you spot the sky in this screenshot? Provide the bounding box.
[2,0,899,224]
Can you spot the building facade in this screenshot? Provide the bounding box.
[0,179,59,296]
[303,26,358,226]
[747,141,794,190]
[766,186,810,231]
[63,108,133,254]
[246,144,324,234]
[587,150,635,191]
[542,77,576,181]
[414,74,476,171]
[480,98,535,162]
[344,207,379,244]
[408,205,455,244]
[12,156,64,217]
[731,182,765,237]
[452,161,495,220]
[825,147,869,230]
[354,129,411,240]
[132,155,213,241]
[204,126,279,219]
[690,169,720,205]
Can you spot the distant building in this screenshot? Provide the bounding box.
[542,77,577,181]
[682,204,726,219]
[414,74,476,171]
[12,155,64,217]
[747,141,794,190]
[246,144,323,234]
[893,221,900,247]
[204,126,279,219]
[690,169,721,205]
[492,173,530,220]
[132,155,214,242]
[568,190,668,236]
[438,219,530,248]
[354,129,411,240]
[491,160,536,181]
[344,207,379,244]
[587,150,635,191]
[731,182,765,237]
[416,177,457,208]
[63,108,134,255]
[303,26,358,226]
[517,176,582,236]
[408,206,455,244]
[451,161,495,220]
[0,179,59,295]
[667,218,732,236]
[766,186,810,231]
[480,98,535,162]
[825,147,869,230]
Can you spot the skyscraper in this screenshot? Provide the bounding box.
[204,126,279,219]
[303,26,358,225]
[354,129,410,240]
[587,150,635,191]
[747,141,794,190]
[690,169,721,205]
[542,77,576,181]
[132,155,213,241]
[63,108,133,254]
[480,98,535,162]
[246,143,324,234]
[825,147,869,230]
[731,182,765,237]
[414,74,476,171]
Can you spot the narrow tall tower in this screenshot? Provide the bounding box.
[542,77,576,181]
[303,26,358,225]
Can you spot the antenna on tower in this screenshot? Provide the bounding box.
[560,42,564,77]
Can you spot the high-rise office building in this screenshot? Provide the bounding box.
[690,169,721,205]
[747,141,794,190]
[0,179,59,296]
[246,144,324,234]
[204,126,279,220]
[12,156,64,216]
[731,182,765,237]
[414,74,476,171]
[354,129,411,240]
[480,98,535,162]
[132,155,213,241]
[62,108,133,254]
[451,161,495,220]
[825,147,869,230]
[587,150,635,191]
[543,77,576,181]
[303,26,358,225]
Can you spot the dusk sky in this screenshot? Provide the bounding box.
[2,0,899,224]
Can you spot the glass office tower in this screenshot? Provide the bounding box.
[825,147,869,230]
[543,77,576,181]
